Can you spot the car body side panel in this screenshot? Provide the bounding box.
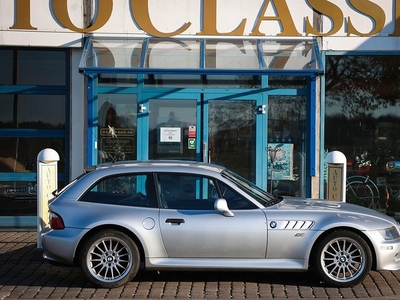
[41,227,90,265]
[266,228,318,261]
[277,198,399,231]
[263,201,400,269]
[145,257,307,271]
[159,208,267,258]
[42,200,168,259]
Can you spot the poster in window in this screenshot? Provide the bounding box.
[267,143,294,180]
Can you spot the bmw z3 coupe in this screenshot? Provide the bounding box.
[40,161,400,288]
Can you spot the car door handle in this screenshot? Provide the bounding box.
[165,218,185,225]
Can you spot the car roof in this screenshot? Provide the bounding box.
[84,160,227,174]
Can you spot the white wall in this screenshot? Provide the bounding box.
[1,0,399,50]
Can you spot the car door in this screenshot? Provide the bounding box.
[157,172,267,258]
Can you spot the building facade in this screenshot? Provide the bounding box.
[1,0,400,227]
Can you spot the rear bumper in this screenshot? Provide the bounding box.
[41,226,89,265]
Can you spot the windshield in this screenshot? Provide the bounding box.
[221,169,278,207]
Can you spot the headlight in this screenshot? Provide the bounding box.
[378,226,400,240]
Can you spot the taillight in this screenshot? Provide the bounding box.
[49,212,65,229]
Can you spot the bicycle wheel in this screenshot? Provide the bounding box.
[346,179,375,208]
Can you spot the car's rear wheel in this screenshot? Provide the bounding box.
[313,230,372,287]
[80,229,140,288]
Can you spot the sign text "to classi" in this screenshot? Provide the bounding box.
[10,0,400,37]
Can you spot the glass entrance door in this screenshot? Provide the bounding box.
[147,98,199,161]
[97,94,138,164]
[144,93,266,188]
[267,95,308,197]
[96,92,306,194]
[204,94,266,188]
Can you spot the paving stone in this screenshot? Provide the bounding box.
[1,231,400,299]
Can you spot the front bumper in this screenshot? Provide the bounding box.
[366,230,400,271]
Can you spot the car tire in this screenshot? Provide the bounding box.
[80,229,140,288]
[313,230,372,288]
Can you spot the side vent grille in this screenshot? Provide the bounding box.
[284,221,314,229]
[270,220,314,230]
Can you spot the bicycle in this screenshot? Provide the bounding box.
[346,149,391,211]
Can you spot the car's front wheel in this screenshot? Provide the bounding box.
[313,230,372,287]
[80,229,140,288]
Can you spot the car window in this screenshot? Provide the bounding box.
[157,173,216,210]
[156,173,257,210]
[79,173,157,208]
[217,181,258,209]
[221,169,276,206]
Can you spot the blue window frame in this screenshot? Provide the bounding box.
[0,48,70,227]
[82,37,323,197]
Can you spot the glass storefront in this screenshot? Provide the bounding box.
[94,72,313,194]
[0,49,70,224]
[0,36,322,227]
[325,55,400,218]
[83,37,322,194]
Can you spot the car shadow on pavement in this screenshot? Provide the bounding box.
[0,241,323,289]
[2,233,400,299]
[133,269,324,286]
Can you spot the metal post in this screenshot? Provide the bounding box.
[325,151,347,202]
[37,148,59,248]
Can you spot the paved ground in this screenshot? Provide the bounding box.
[1,231,400,299]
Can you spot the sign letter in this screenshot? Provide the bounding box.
[10,0,37,30]
[347,0,386,36]
[250,0,300,36]
[52,0,113,32]
[306,0,343,36]
[197,0,246,35]
[130,0,191,37]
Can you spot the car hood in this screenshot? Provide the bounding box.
[273,196,398,225]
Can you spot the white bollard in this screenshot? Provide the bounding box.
[325,151,347,202]
[37,148,60,248]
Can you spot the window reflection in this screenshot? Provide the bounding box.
[0,138,65,173]
[146,39,200,69]
[0,181,65,216]
[0,181,37,216]
[0,50,13,84]
[0,94,65,129]
[268,76,307,89]
[0,48,69,221]
[325,55,400,216]
[268,96,307,197]
[0,49,66,85]
[209,100,256,181]
[148,99,197,161]
[98,74,137,87]
[97,95,137,163]
[144,74,260,88]
[205,40,259,70]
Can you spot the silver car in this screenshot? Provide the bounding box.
[41,161,400,288]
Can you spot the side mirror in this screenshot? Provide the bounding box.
[214,199,234,217]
